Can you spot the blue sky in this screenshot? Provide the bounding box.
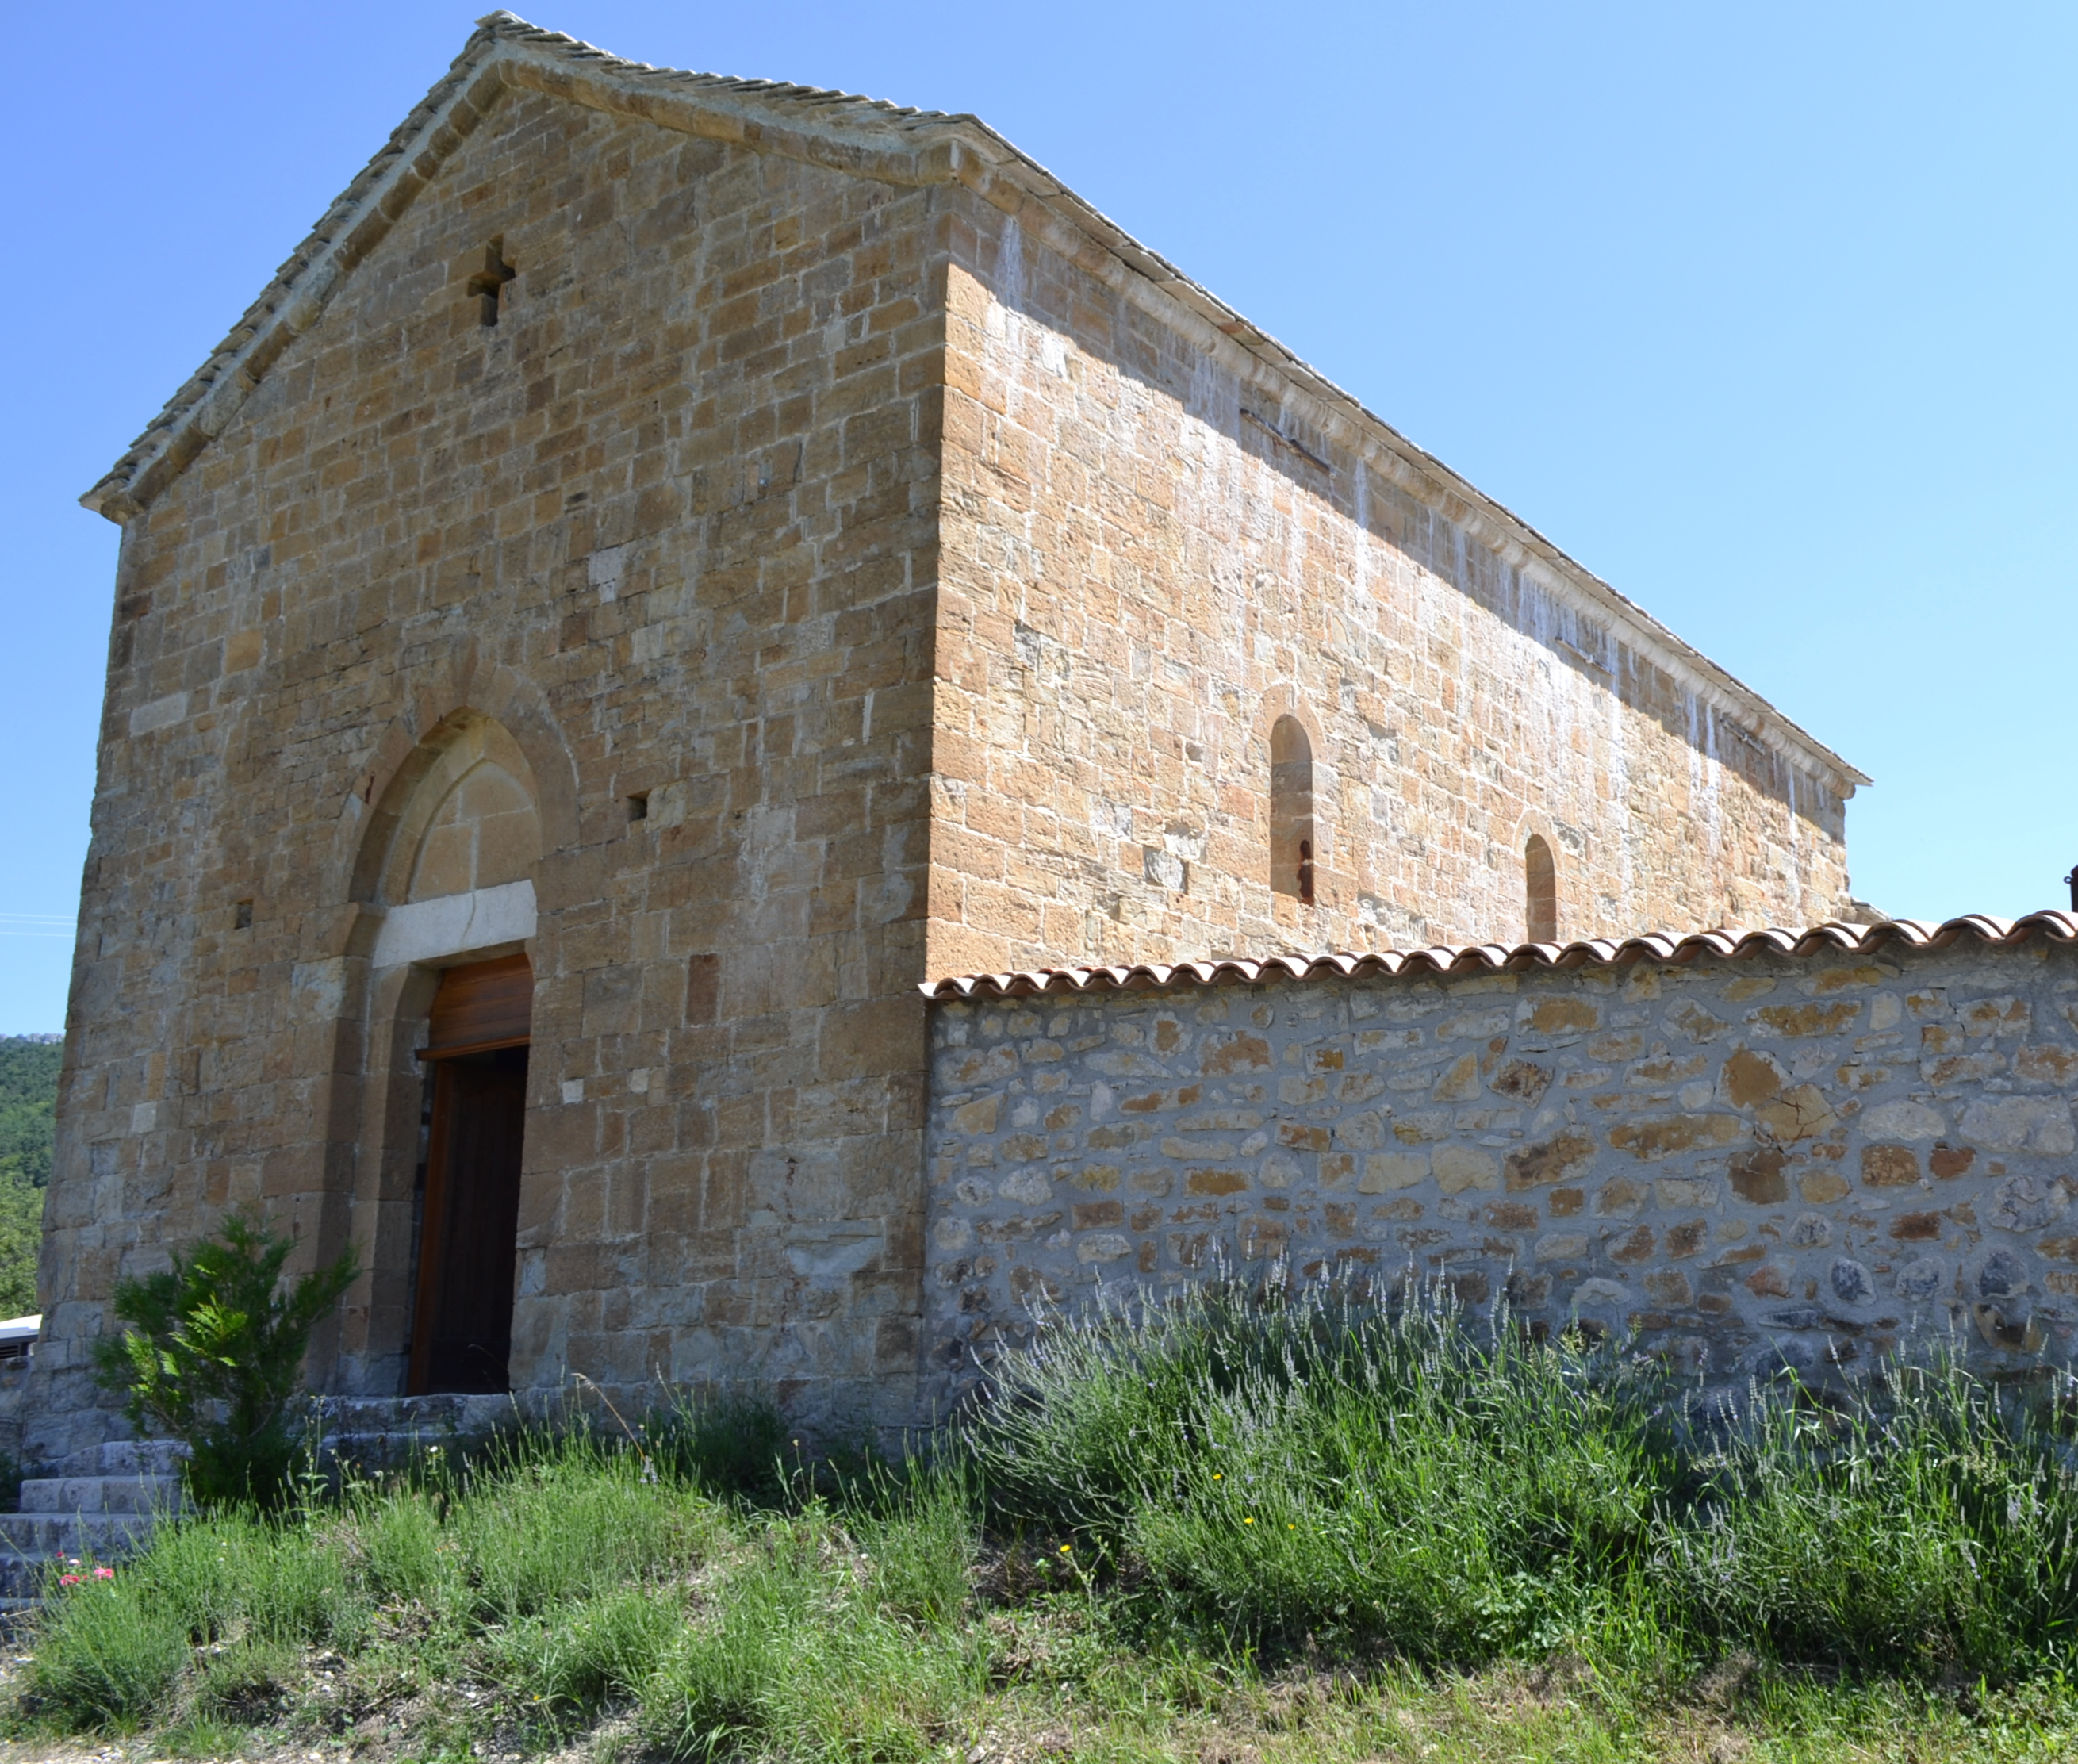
[3,2,2073,1033]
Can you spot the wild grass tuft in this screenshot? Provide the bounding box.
[962,1281,1684,1664]
[965,1279,2078,1677]
[1661,1355,2078,1671]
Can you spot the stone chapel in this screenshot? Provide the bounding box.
[34,13,1873,1459]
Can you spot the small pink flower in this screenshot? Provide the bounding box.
[58,1574,82,1587]
[94,1567,115,1581]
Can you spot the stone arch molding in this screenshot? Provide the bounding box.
[1254,688,1329,819]
[1253,684,1325,757]
[332,654,581,968]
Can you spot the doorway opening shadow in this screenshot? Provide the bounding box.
[408,953,531,1395]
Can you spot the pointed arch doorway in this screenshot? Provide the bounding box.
[409,953,532,1394]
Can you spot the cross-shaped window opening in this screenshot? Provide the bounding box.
[467,240,516,326]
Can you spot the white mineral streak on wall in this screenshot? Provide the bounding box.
[1786,770,1804,913]
[921,936,2078,1402]
[1685,698,1721,923]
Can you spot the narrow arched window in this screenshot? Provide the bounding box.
[1271,715,1315,903]
[1525,834,1558,944]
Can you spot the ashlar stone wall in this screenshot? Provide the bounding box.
[929,206,1859,976]
[923,927,2078,1396]
[41,67,945,1465]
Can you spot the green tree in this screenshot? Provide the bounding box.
[0,1036,61,1189]
[0,1181,42,1317]
[0,1037,59,1317]
[92,1211,357,1508]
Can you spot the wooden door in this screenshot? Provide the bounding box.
[409,957,531,1394]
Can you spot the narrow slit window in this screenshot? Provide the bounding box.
[627,792,650,823]
[467,239,516,326]
[1270,715,1315,903]
[1525,834,1558,944]
[233,899,254,930]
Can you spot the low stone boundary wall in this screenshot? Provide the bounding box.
[922,920,2078,1397]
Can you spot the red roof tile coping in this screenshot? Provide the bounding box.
[918,911,2078,1001]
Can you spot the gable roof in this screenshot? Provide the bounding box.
[81,11,1868,798]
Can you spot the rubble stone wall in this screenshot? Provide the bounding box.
[923,934,2078,1396]
[928,206,1856,976]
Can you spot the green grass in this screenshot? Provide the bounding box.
[964,1282,2078,1678]
[13,1282,2078,1762]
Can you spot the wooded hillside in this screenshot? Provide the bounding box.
[0,1037,56,1316]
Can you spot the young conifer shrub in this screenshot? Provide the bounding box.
[90,1210,356,1509]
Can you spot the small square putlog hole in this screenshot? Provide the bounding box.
[234,900,255,930]
[627,792,650,824]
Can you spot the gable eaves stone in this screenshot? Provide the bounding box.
[82,10,1868,800]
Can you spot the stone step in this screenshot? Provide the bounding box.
[0,1557,47,1601]
[314,1392,519,1472]
[98,1438,188,1478]
[43,1436,191,1479]
[0,1512,166,1597]
[19,1474,185,1516]
[315,1392,517,1434]
[0,1512,163,1555]
[322,1430,481,1468]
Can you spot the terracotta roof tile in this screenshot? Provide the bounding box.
[918,911,2078,1001]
